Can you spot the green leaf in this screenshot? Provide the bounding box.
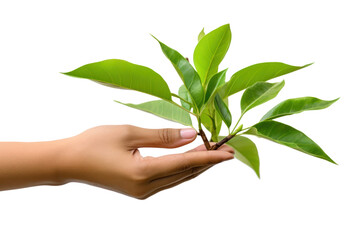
[205,69,227,104]
[198,28,205,42]
[153,36,204,111]
[219,135,260,178]
[245,120,336,164]
[241,81,285,114]
[178,85,193,110]
[115,100,192,127]
[194,24,232,85]
[224,62,312,97]
[62,59,172,100]
[261,97,339,121]
[214,94,232,128]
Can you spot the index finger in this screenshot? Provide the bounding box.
[146,148,234,179]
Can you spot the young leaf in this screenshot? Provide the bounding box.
[261,97,339,121]
[63,59,172,100]
[153,36,204,111]
[178,85,193,110]
[198,28,205,42]
[241,81,285,114]
[219,135,260,178]
[204,69,227,104]
[115,100,192,127]
[244,120,336,164]
[214,94,232,128]
[224,62,312,97]
[194,24,231,85]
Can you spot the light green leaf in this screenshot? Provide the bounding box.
[198,28,205,42]
[219,135,260,178]
[245,120,336,164]
[62,59,172,100]
[224,62,312,97]
[178,85,193,110]
[153,36,204,111]
[205,69,227,104]
[115,100,192,127]
[241,81,285,114]
[214,94,232,128]
[261,97,339,121]
[194,24,232,85]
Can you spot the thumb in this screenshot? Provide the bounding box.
[126,126,197,149]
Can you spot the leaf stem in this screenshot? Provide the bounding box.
[171,93,193,106]
[168,101,197,116]
[231,113,244,134]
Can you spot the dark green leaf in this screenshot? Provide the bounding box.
[261,97,339,121]
[198,28,205,42]
[214,94,232,128]
[220,135,260,178]
[178,85,193,110]
[241,81,285,114]
[115,100,192,127]
[224,62,312,97]
[62,59,172,100]
[245,120,336,164]
[205,69,227,104]
[194,24,232,85]
[153,36,204,110]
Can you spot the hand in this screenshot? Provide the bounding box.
[61,125,234,199]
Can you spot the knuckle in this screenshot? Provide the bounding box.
[119,125,134,139]
[158,128,174,145]
[131,158,152,182]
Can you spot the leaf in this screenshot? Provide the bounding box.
[224,62,312,97]
[241,81,285,114]
[178,85,193,110]
[261,97,339,121]
[115,100,192,127]
[204,69,227,104]
[194,24,232,85]
[198,28,205,42]
[245,120,336,164]
[62,59,172,100]
[219,135,260,178]
[214,94,232,128]
[153,36,204,110]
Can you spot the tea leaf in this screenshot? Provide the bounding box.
[194,24,231,85]
[115,100,192,127]
[214,94,232,128]
[198,28,205,42]
[241,81,285,114]
[261,97,339,121]
[153,36,204,111]
[245,120,336,164]
[205,69,227,104]
[63,59,172,100]
[178,85,193,110]
[224,62,311,97]
[220,135,260,178]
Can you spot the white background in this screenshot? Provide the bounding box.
[0,0,359,239]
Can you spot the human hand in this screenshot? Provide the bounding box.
[60,125,234,199]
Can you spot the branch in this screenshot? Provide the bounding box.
[210,134,235,150]
[199,129,211,150]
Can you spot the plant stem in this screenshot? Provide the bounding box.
[210,134,235,150]
[199,129,211,150]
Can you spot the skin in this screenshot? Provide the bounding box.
[0,125,234,199]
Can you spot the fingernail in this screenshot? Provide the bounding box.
[180,128,197,139]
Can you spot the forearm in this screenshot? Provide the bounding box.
[0,140,70,191]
